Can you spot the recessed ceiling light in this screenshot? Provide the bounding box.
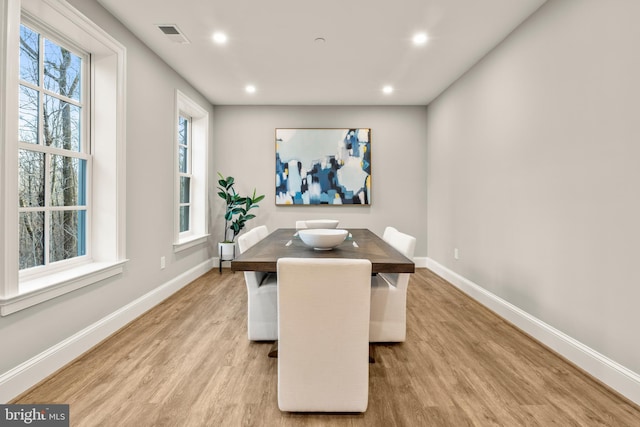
[314,37,326,43]
[382,85,393,94]
[212,32,228,44]
[245,85,256,94]
[412,32,428,45]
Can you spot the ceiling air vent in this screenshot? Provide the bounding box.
[157,24,190,44]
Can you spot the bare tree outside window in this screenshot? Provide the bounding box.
[18,24,88,271]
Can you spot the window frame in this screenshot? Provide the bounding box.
[173,90,209,252]
[0,0,127,316]
[18,19,92,278]
[177,113,193,236]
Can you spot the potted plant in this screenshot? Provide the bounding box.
[217,173,265,262]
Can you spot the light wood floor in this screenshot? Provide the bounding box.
[13,268,640,426]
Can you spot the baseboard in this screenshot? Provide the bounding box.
[425,258,640,406]
[0,258,215,403]
[413,257,428,268]
[216,258,232,269]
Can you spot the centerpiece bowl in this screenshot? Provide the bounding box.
[298,229,348,250]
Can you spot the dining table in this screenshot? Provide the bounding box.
[230,228,415,274]
[231,227,415,361]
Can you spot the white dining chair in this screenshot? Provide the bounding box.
[369,226,416,342]
[277,258,371,412]
[294,220,307,230]
[254,224,269,240]
[237,227,278,341]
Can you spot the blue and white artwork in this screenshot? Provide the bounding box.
[276,128,371,205]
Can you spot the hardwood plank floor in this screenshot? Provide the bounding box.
[13,269,640,426]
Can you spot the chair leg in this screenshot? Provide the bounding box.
[268,340,278,358]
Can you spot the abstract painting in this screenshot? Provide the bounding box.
[276,128,371,205]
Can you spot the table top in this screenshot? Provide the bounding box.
[231,228,415,274]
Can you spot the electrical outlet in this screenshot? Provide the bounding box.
[454,248,459,260]
[160,256,166,269]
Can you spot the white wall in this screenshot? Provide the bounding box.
[212,106,428,255]
[427,0,640,380]
[0,0,214,400]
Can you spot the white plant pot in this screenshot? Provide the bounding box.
[218,242,236,261]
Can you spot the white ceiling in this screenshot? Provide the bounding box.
[97,0,546,106]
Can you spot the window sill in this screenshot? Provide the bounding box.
[0,260,128,316]
[173,234,209,253]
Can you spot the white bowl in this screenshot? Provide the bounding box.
[304,219,339,229]
[298,229,348,250]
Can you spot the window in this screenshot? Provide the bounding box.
[0,0,127,315]
[178,114,192,234]
[18,23,89,273]
[174,91,209,251]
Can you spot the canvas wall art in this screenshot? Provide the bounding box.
[275,129,371,205]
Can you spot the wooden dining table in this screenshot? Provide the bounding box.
[231,228,415,274]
